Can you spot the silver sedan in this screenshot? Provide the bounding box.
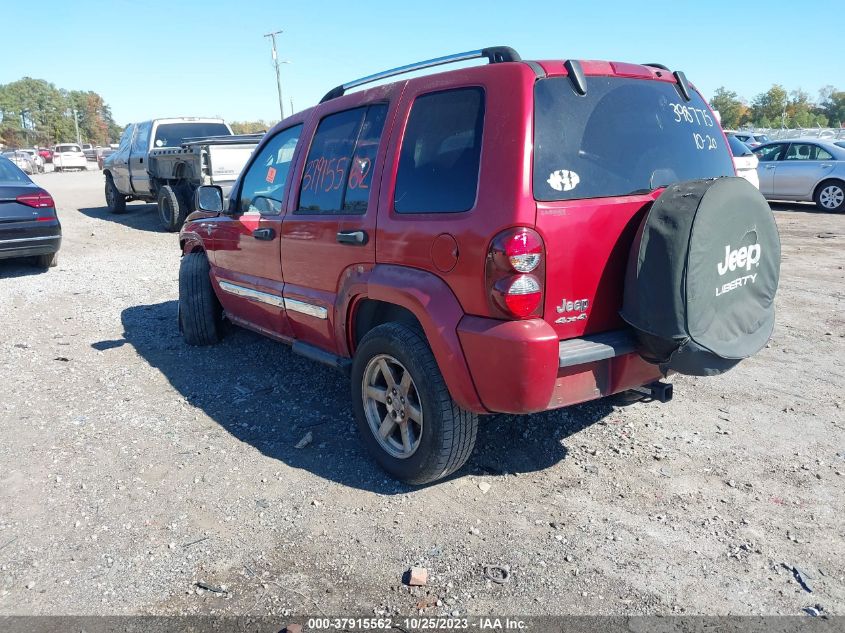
[753,139,845,212]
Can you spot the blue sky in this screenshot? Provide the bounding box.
[3,0,843,125]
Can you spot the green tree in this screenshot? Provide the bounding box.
[709,87,745,129]
[0,77,122,147]
[820,89,845,127]
[230,120,276,134]
[750,84,789,127]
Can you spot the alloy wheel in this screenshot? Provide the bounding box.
[819,185,844,210]
[362,354,423,459]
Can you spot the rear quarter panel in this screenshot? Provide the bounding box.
[375,63,538,317]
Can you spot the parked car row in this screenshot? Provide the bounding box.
[2,150,42,174]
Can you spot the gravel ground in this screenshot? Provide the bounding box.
[0,169,843,618]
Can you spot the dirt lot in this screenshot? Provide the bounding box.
[1,169,843,618]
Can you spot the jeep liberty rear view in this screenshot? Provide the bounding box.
[178,47,781,484]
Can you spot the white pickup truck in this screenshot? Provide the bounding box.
[102,117,263,231]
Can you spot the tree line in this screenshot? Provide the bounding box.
[0,77,123,148]
[710,84,845,130]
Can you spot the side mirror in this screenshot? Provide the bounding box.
[195,185,224,213]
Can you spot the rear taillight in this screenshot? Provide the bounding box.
[17,192,56,220]
[486,227,545,319]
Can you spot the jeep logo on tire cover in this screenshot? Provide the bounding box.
[717,243,761,276]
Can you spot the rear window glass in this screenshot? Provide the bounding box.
[153,122,231,148]
[297,104,387,214]
[533,77,734,201]
[56,145,81,153]
[727,135,752,157]
[394,88,484,213]
[0,157,28,182]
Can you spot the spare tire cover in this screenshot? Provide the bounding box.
[621,177,780,376]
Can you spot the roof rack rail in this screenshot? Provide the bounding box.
[643,63,670,71]
[320,46,521,103]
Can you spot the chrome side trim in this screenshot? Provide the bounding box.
[218,280,284,308]
[217,280,328,319]
[284,298,328,320]
[0,235,60,245]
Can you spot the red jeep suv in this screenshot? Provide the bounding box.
[178,48,780,484]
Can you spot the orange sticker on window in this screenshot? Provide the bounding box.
[266,167,277,183]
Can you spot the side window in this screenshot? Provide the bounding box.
[394,88,485,214]
[118,125,134,152]
[754,143,786,162]
[297,104,388,214]
[785,143,816,160]
[817,147,834,161]
[132,122,151,153]
[238,124,303,215]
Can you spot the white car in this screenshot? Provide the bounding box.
[53,144,87,172]
[18,149,45,173]
[726,134,760,189]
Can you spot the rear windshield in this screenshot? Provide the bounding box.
[727,135,753,156]
[153,122,231,148]
[533,76,734,201]
[56,145,81,153]
[0,157,29,182]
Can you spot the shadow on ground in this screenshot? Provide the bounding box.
[78,202,164,233]
[0,257,49,279]
[112,301,613,494]
[769,201,827,215]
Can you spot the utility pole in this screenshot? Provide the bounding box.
[264,30,285,120]
[72,108,81,145]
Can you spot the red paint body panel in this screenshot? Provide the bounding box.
[363,265,485,413]
[457,316,559,413]
[536,192,661,339]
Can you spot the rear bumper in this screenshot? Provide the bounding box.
[0,232,61,260]
[457,316,663,414]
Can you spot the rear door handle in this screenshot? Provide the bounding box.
[336,230,368,245]
[252,228,275,240]
[765,165,776,169]
[821,163,834,168]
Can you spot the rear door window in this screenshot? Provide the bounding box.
[297,104,387,214]
[238,124,303,215]
[394,88,485,213]
[784,143,833,161]
[533,77,734,201]
[132,122,151,153]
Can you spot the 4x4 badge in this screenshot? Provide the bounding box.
[555,297,589,324]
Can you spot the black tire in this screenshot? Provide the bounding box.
[178,252,222,346]
[158,185,186,232]
[351,322,478,485]
[35,252,58,269]
[814,179,845,213]
[105,174,126,214]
